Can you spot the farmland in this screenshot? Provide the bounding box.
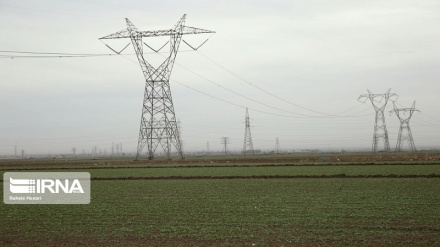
[1,152,440,246]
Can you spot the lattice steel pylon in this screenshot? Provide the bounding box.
[390,101,419,152]
[358,89,398,153]
[100,15,214,160]
[242,108,255,155]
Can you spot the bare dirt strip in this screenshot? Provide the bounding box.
[1,152,439,167]
[2,162,440,171]
[92,174,440,180]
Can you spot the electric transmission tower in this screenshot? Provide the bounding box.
[358,89,398,153]
[390,101,419,152]
[275,137,280,153]
[100,15,214,160]
[242,108,255,155]
[177,119,184,154]
[221,137,230,155]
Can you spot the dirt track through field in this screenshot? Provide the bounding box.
[1,152,439,167]
[92,174,440,180]
[2,162,440,171]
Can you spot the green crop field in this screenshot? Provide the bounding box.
[1,153,440,246]
[4,164,440,178]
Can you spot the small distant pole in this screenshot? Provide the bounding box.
[221,137,230,155]
[275,138,280,153]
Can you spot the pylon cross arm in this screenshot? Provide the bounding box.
[99,29,130,40]
[99,27,214,40]
[180,26,215,35]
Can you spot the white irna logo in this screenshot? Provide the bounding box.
[9,177,84,194]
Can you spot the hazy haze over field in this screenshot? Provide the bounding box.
[1,0,439,155]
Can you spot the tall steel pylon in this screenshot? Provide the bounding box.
[242,108,254,155]
[358,89,398,153]
[390,101,419,152]
[100,15,214,160]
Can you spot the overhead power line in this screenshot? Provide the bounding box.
[172,55,371,118]
[173,78,371,119]
[197,51,364,118]
[1,49,371,119]
[0,49,194,59]
[0,50,120,58]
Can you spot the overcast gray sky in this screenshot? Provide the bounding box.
[1,0,440,156]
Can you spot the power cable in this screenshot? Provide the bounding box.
[2,49,371,118]
[171,55,371,118]
[102,49,373,119]
[0,49,195,59]
[197,51,368,117]
[172,78,371,119]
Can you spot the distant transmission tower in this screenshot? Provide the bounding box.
[100,15,214,160]
[242,108,255,155]
[221,137,230,155]
[358,89,398,153]
[390,101,419,152]
[275,137,280,153]
[177,120,184,155]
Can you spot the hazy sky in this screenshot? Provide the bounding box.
[1,0,440,155]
